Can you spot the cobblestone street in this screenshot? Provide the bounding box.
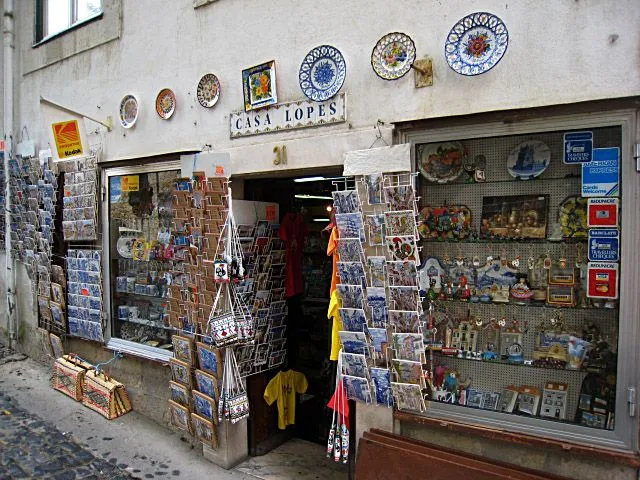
[0,390,131,479]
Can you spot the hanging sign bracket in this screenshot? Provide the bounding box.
[40,96,113,132]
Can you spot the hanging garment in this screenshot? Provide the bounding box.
[327,226,340,295]
[328,289,343,361]
[264,369,308,429]
[279,212,308,298]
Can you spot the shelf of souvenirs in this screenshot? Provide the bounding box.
[427,348,605,375]
[419,236,588,244]
[421,174,582,188]
[114,290,169,301]
[119,316,173,331]
[423,296,618,311]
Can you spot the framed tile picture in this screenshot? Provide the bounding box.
[242,60,277,111]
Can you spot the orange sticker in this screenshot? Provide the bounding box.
[265,205,276,222]
[51,120,83,159]
[215,165,225,175]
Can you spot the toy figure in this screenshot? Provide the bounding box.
[458,274,471,300]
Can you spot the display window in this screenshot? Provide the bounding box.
[395,110,638,451]
[103,165,181,358]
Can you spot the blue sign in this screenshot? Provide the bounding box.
[109,176,122,203]
[582,147,620,197]
[564,131,592,164]
[588,228,619,262]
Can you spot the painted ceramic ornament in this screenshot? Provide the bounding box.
[386,235,419,263]
[444,12,509,76]
[119,94,139,128]
[507,140,551,179]
[299,45,346,101]
[371,32,417,80]
[242,60,277,112]
[417,256,446,293]
[197,73,221,108]
[418,205,472,240]
[416,142,466,183]
[155,88,176,119]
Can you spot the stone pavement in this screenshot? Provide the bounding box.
[0,391,130,479]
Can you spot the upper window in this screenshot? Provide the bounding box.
[35,0,102,43]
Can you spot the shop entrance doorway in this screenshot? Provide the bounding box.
[240,168,343,457]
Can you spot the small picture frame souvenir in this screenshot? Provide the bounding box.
[340,352,369,378]
[170,358,192,388]
[196,342,222,377]
[391,359,423,385]
[391,332,424,362]
[498,386,519,413]
[481,392,501,411]
[169,380,191,408]
[51,283,65,307]
[370,367,392,407]
[172,335,195,365]
[194,369,219,401]
[516,386,541,416]
[480,195,549,240]
[242,60,277,112]
[191,413,218,448]
[49,333,64,359]
[168,400,192,434]
[192,390,216,422]
[465,389,484,408]
[342,375,372,403]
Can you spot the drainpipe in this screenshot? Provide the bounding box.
[3,0,16,347]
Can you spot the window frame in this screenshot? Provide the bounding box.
[395,108,639,452]
[33,0,104,47]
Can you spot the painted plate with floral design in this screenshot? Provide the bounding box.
[416,142,466,183]
[155,88,176,119]
[444,12,508,76]
[558,196,588,238]
[371,32,416,80]
[119,94,139,128]
[197,73,221,108]
[298,45,346,102]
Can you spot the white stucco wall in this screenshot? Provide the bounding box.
[11,0,640,170]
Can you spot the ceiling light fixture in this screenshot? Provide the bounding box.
[293,176,344,183]
[313,218,331,222]
[294,194,333,200]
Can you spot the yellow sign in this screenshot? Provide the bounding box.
[121,175,139,192]
[51,120,83,158]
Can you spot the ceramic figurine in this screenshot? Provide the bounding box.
[458,274,471,300]
[510,277,534,303]
[427,278,438,301]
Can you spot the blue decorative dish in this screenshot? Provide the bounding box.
[444,12,508,76]
[298,45,346,101]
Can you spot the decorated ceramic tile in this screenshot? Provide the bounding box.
[391,332,424,362]
[384,184,415,211]
[445,12,508,76]
[391,359,423,385]
[342,374,372,403]
[337,261,366,286]
[242,60,277,112]
[299,45,346,102]
[391,382,425,412]
[341,352,369,378]
[336,213,365,242]
[389,286,420,311]
[386,261,418,287]
[366,214,385,246]
[332,190,360,214]
[370,367,392,406]
[365,174,384,205]
[336,283,364,309]
[366,256,386,287]
[386,235,419,263]
[339,331,369,356]
[367,287,388,328]
[368,327,389,354]
[388,310,421,333]
[384,210,416,236]
[337,238,364,262]
[339,308,368,333]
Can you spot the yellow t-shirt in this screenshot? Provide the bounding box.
[264,370,308,429]
[328,289,343,361]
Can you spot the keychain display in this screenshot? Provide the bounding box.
[218,347,249,423]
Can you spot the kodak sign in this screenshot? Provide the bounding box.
[52,120,84,159]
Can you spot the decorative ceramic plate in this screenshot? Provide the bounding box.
[416,142,466,183]
[299,45,346,101]
[371,32,416,80]
[116,236,134,259]
[119,94,139,128]
[507,140,550,180]
[444,12,508,76]
[197,73,221,108]
[558,196,588,238]
[155,88,176,119]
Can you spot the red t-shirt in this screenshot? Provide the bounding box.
[279,213,308,298]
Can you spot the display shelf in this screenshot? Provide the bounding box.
[420,174,581,188]
[420,238,588,245]
[422,297,618,312]
[120,317,173,331]
[430,349,590,374]
[115,291,168,301]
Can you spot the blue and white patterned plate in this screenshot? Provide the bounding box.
[444,12,508,76]
[298,45,346,101]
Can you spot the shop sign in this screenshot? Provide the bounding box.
[51,120,84,159]
[229,93,346,138]
[587,262,618,299]
[110,177,122,203]
[582,147,619,197]
[121,175,139,192]
[587,198,618,228]
[563,131,592,164]
[588,228,619,262]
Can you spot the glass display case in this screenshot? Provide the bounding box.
[396,110,638,451]
[106,167,180,353]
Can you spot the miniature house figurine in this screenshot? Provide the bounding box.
[501,327,522,357]
[451,321,478,353]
